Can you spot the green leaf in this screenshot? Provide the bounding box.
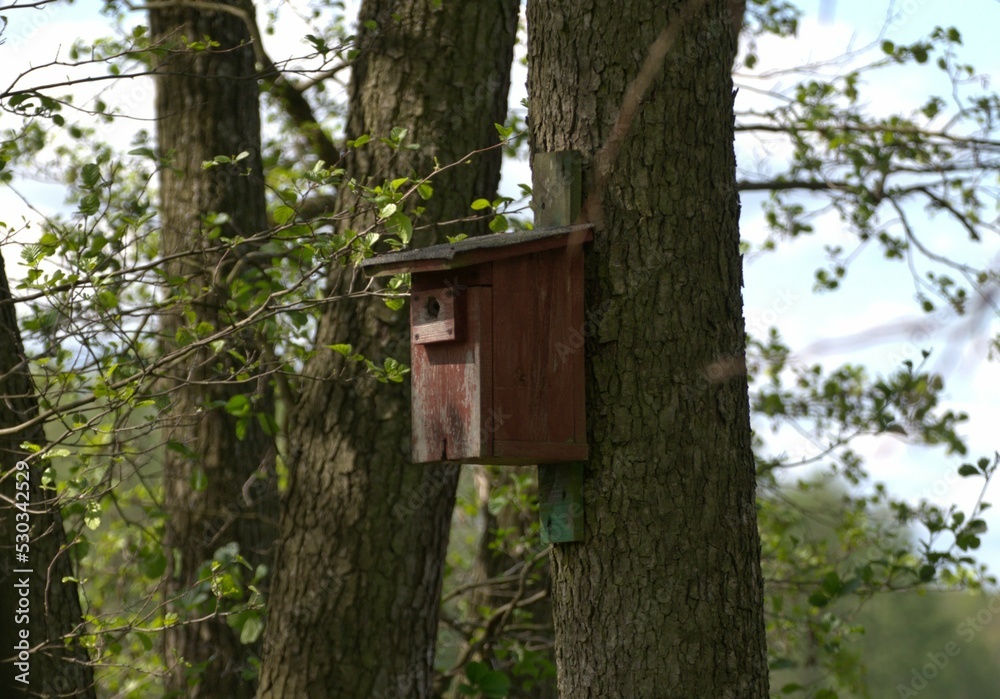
[274,205,295,225]
[240,614,264,644]
[84,501,101,530]
[958,464,980,477]
[379,203,398,219]
[470,198,491,211]
[328,343,353,357]
[479,671,510,699]
[417,183,434,200]
[384,297,405,311]
[821,571,842,596]
[257,412,279,436]
[191,468,208,492]
[140,551,167,579]
[97,290,118,310]
[348,134,370,148]
[389,211,412,244]
[488,214,508,233]
[225,394,251,417]
[81,162,101,187]
[79,193,101,216]
[494,122,514,139]
[465,661,489,684]
[390,126,408,142]
[808,591,830,607]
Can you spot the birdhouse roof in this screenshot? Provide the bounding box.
[359,223,593,277]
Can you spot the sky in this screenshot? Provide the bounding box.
[733,1,1000,571]
[1,0,999,570]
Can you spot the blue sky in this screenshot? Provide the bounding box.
[1,0,999,571]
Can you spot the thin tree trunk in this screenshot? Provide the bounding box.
[469,467,557,699]
[0,252,96,698]
[527,0,769,696]
[257,2,518,697]
[149,3,277,696]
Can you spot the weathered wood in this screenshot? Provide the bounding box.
[411,285,492,463]
[493,441,589,462]
[533,150,586,543]
[360,224,593,277]
[538,462,585,544]
[493,249,577,445]
[411,287,459,344]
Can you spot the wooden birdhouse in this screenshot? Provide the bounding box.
[360,223,592,465]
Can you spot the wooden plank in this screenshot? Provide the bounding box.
[533,150,587,543]
[493,441,589,462]
[361,225,593,277]
[410,265,493,292]
[533,152,582,228]
[492,248,576,445]
[570,246,587,445]
[411,287,458,345]
[411,286,491,463]
[538,462,585,544]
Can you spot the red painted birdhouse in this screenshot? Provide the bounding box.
[360,224,592,465]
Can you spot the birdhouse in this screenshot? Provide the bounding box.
[360,224,592,465]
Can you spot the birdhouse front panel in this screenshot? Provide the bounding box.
[410,269,493,463]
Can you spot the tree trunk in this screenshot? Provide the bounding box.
[0,252,96,698]
[469,467,557,699]
[257,2,518,697]
[149,3,277,697]
[527,0,769,697]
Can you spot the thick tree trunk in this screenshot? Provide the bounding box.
[149,3,277,697]
[257,2,518,697]
[527,1,769,697]
[0,252,96,698]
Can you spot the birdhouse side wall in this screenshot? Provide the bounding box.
[491,246,587,458]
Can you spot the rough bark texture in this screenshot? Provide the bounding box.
[527,1,769,697]
[149,3,277,696]
[0,253,96,698]
[257,2,517,697]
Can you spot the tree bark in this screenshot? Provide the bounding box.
[149,3,277,696]
[0,252,96,698]
[527,0,769,697]
[257,1,518,697]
